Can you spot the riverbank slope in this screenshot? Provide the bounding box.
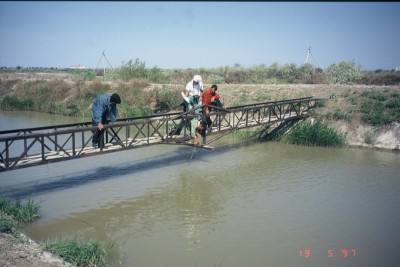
[210,83,400,151]
[0,233,71,267]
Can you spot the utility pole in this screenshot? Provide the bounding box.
[94,51,113,79]
[305,46,323,70]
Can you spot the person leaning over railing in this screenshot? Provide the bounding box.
[190,117,207,146]
[91,93,121,149]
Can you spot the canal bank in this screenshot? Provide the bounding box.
[0,233,72,267]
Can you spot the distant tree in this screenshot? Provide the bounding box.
[298,63,315,83]
[326,60,362,84]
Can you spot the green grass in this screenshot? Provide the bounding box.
[0,196,40,234]
[0,196,114,266]
[359,89,400,125]
[42,237,113,267]
[325,108,351,121]
[233,129,260,139]
[149,85,182,112]
[281,120,347,147]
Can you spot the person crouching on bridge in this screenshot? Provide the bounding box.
[202,84,223,132]
[91,93,121,149]
[181,74,203,114]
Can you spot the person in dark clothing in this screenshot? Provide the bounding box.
[91,93,121,148]
[190,117,207,146]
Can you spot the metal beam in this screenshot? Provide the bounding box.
[0,97,319,171]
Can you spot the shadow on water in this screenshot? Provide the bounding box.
[2,140,257,199]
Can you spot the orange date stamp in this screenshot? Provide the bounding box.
[299,248,357,258]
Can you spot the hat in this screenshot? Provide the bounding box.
[193,75,202,82]
[110,93,121,104]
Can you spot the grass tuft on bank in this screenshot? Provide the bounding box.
[281,120,347,147]
[0,196,113,266]
[0,196,40,234]
[42,237,113,267]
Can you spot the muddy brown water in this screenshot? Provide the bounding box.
[1,111,399,267]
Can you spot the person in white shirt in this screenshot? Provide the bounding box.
[181,74,203,114]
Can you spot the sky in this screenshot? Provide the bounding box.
[0,1,399,71]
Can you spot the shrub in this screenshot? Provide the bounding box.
[282,120,347,147]
[326,60,362,84]
[348,96,358,105]
[362,113,391,125]
[0,79,19,96]
[326,108,351,121]
[363,131,374,145]
[360,89,399,125]
[360,71,400,85]
[71,69,96,81]
[208,74,225,84]
[315,99,326,108]
[369,92,387,101]
[110,58,168,83]
[0,96,34,110]
[150,85,181,112]
[386,98,400,109]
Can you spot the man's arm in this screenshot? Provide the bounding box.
[181,91,190,103]
[109,105,117,123]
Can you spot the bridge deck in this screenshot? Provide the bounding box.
[0,97,318,171]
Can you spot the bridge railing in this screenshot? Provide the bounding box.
[0,97,319,171]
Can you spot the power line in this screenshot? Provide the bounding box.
[94,51,113,71]
[94,51,113,79]
[305,46,323,70]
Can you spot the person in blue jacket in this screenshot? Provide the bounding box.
[91,93,121,148]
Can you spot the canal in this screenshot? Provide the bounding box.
[0,110,399,267]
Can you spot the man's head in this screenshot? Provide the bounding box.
[211,84,218,95]
[110,93,121,104]
[193,75,202,83]
[196,120,207,137]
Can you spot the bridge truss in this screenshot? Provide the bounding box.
[0,97,319,172]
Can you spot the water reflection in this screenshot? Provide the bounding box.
[1,142,248,199]
[26,155,229,255]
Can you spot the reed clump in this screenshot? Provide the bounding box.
[42,237,112,267]
[0,196,40,234]
[281,120,347,147]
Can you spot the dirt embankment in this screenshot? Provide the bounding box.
[211,83,400,151]
[0,233,72,267]
[147,82,400,151]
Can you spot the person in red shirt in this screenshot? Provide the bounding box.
[201,84,223,132]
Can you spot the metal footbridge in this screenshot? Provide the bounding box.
[0,97,319,172]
